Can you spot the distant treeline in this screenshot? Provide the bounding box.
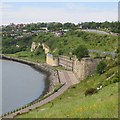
[23,21,120,33]
[3,21,119,33]
[79,21,120,33]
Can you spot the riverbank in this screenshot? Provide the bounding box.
[1,54,60,117]
[1,55,79,118]
[3,71,79,118]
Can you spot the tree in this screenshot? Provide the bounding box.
[47,22,62,31]
[34,46,44,56]
[96,61,107,74]
[63,22,76,29]
[72,45,89,60]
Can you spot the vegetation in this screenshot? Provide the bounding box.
[17,61,119,118]
[20,30,117,58]
[2,22,118,59]
[85,88,98,96]
[2,21,119,118]
[3,21,119,33]
[80,21,120,33]
[72,45,89,60]
[96,61,107,74]
[6,51,45,63]
[2,35,33,54]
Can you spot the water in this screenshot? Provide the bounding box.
[0,60,47,116]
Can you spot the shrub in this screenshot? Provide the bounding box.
[103,80,111,87]
[85,88,98,96]
[96,61,107,74]
[112,77,119,83]
[72,45,89,60]
[58,49,64,55]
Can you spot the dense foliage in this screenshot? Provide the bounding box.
[2,36,33,54]
[96,61,107,74]
[85,88,98,96]
[72,45,89,60]
[2,21,118,58]
[3,21,119,33]
[79,21,120,33]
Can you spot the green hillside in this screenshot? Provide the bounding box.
[17,59,119,118]
[2,29,119,118]
[3,30,118,57]
[33,30,118,56]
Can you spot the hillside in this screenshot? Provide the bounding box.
[17,64,119,118]
[3,30,118,56]
[2,29,119,118]
[33,30,118,57]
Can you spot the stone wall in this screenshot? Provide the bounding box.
[46,53,100,80]
[73,57,100,80]
[58,55,74,70]
[46,53,58,66]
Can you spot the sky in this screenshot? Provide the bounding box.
[1,2,119,25]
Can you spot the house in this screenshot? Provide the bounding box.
[53,31,64,37]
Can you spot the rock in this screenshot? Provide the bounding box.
[31,42,37,52]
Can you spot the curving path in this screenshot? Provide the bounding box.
[3,70,79,118]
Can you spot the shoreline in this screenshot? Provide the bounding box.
[1,54,60,117]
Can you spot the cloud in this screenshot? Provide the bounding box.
[1,3,118,25]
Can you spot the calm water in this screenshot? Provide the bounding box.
[0,60,47,116]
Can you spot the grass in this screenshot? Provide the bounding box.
[2,31,118,59]
[44,31,118,56]
[6,51,45,63]
[53,66,66,70]
[17,66,119,118]
[2,30,119,118]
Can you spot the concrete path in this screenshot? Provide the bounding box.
[3,70,79,118]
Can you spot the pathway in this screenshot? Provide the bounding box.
[3,70,79,118]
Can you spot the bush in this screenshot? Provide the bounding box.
[96,61,107,74]
[85,88,98,96]
[72,45,89,60]
[112,78,119,83]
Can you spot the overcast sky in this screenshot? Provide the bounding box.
[1,2,118,25]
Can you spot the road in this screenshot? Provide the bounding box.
[3,70,79,118]
[88,50,116,58]
[81,29,118,36]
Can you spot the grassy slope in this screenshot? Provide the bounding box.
[6,51,46,63]
[3,31,118,59]
[3,31,118,118]
[44,31,118,56]
[17,66,119,118]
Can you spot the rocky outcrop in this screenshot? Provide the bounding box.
[31,42,40,52]
[42,43,50,54]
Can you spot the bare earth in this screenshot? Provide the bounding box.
[3,70,79,118]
